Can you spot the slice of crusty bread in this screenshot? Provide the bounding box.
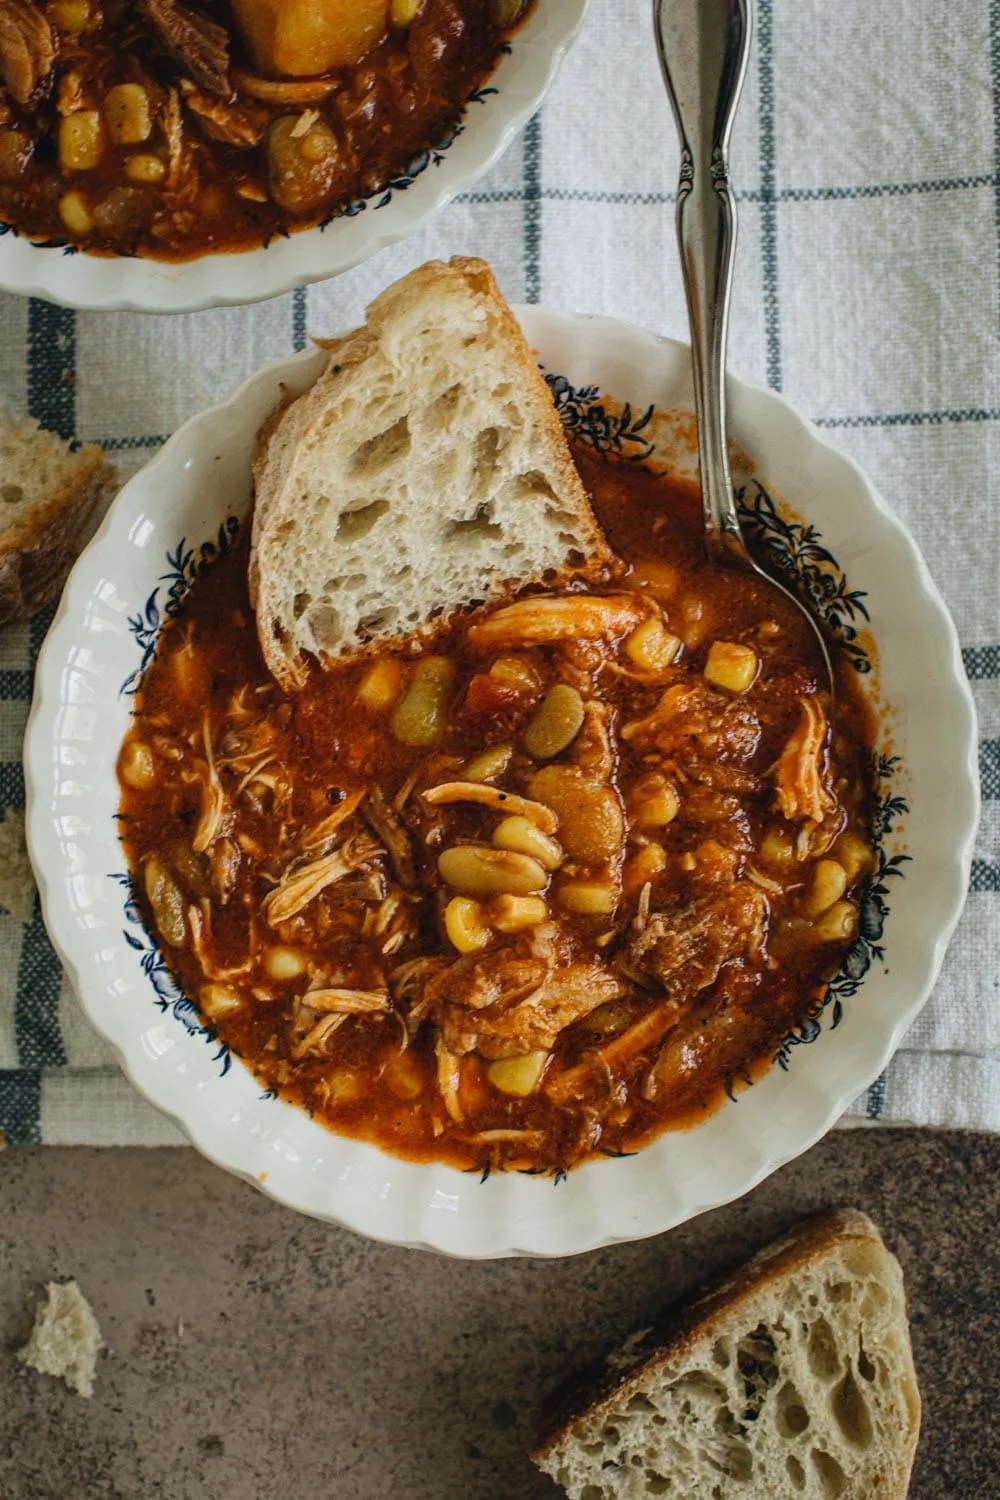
[17,1280,103,1399]
[249,257,612,691]
[533,1210,921,1500]
[0,414,116,625]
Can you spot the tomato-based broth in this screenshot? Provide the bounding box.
[0,0,529,259]
[118,446,875,1173]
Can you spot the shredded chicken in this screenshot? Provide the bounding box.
[626,883,769,996]
[193,719,228,854]
[621,681,761,764]
[572,700,616,782]
[303,988,390,1015]
[209,836,241,904]
[263,833,380,927]
[179,80,268,145]
[0,0,54,106]
[772,696,837,826]
[291,1013,345,1060]
[231,67,340,104]
[467,595,648,653]
[422,781,558,834]
[188,903,252,982]
[546,1001,683,1105]
[436,1037,464,1122]
[140,0,231,97]
[300,788,365,852]
[362,787,415,886]
[417,926,628,1059]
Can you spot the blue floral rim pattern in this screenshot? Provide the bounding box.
[112,373,911,1130]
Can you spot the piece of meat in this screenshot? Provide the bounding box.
[141,0,231,97]
[573,699,616,782]
[414,926,628,1059]
[621,681,761,765]
[363,786,415,886]
[180,82,267,145]
[0,0,54,107]
[467,595,647,653]
[626,882,769,997]
[771,696,836,826]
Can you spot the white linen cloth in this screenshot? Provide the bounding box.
[0,0,996,1144]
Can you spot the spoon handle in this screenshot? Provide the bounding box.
[653,0,752,564]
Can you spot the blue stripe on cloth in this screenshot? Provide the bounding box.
[0,670,32,700]
[291,287,307,352]
[523,112,542,304]
[0,761,25,811]
[96,434,166,452]
[964,644,1000,679]
[865,1072,887,1120]
[971,859,1000,892]
[18,317,73,1101]
[980,739,1000,799]
[27,300,75,439]
[0,1069,41,1145]
[459,175,999,210]
[757,0,782,391]
[814,407,1000,428]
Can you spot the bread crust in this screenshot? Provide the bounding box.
[249,257,613,691]
[0,443,116,625]
[533,1208,921,1497]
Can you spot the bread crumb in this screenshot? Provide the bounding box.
[18,1280,103,1398]
[0,807,35,920]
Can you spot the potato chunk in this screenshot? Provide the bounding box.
[231,0,388,77]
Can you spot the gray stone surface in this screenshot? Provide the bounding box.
[0,1130,996,1499]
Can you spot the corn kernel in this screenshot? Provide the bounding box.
[59,110,105,171]
[678,852,697,872]
[325,1068,362,1104]
[119,739,155,789]
[461,742,513,784]
[263,946,307,980]
[489,655,541,693]
[104,83,152,145]
[812,900,858,943]
[384,1052,424,1100]
[487,1050,548,1097]
[200,983,242,1019]
[125,152,166,184]
[357,658,404,712]
[390,0,423,22]
[629,774,679,830]
[704,640,758,694]
[761,828,795,866]
[624,617,682,672]
[50,0,92,30]
[805,859,848,917]
[490,894,548,932]
[492,814,563,870]
[444,896,492,953]
[556,880,619,916]
[623,841,667,893]
[836,831,873,883]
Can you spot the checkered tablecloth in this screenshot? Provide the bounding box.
[0,0,996,1145]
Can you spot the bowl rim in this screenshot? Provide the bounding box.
[24,308,980,1255]
[0,1,588,313]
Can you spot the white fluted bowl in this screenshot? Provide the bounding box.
[0,2,586,313]
[24,309,978,1255]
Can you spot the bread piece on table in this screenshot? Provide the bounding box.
[0,415,116,625]
[533,1209,921,1500]
[17,1280,103,1398]
[249,256,612,691]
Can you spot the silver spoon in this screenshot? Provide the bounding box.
[653,0,835,690]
